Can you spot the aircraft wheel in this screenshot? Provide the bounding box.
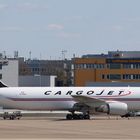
[84,114,90,120]
[10,115,15,120]
[73,114,79,120]
[78,114,84,120]
[66,114,73,120]
[3,117,6,120]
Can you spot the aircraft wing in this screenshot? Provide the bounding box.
[72,95,107,108]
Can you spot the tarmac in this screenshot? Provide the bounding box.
[0,113,139,140]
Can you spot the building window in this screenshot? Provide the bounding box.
[102,74,105,79]
[133,64,140,69]
[96,64,105,69]
[123,64,132,69]
[79,64,83,69]
[107,64,110,69]
[109,74,121,80]
[76,63,105,69]
[109,64,121,69]
[76,64,80,69]
[0,64,2,69]
[123,74,131,79]
[86,64,93,69]
[107,74,122,80]
[107,75,109,79]
[123,74,140,80]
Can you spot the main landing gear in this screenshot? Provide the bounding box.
[66,113,90,120]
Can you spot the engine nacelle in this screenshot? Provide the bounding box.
[96,101,128,116]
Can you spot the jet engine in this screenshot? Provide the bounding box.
[96,101,128,116]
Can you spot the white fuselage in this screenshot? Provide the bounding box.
[0,87,140,111]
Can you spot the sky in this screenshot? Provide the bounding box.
[0,0,140,59]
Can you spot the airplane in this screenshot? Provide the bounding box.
[0,81,140,120]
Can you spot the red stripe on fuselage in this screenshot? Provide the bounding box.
[8,97,140,102]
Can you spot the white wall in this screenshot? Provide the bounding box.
[0,60,19,87]
[50,76,57,87]
[19,75,56,87]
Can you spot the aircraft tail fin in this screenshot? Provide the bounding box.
[0,81,8,88]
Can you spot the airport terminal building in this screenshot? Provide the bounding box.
[1,51,140,87]
[73,51,140,86]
